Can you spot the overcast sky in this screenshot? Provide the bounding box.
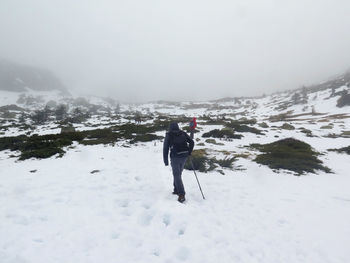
[1,0,350,101]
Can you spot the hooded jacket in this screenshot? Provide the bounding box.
[163,122,194,165]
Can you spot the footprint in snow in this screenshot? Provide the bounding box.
[138,211,153,226]
[163,214,171,226]
[7,214,29,226]
[114,199,129,208]
[175,247,191,261]
[111,232,120,239]
[152,249,161,257]
[142,203,150,210]
[178,228,185,235]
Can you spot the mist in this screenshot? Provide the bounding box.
[1,0,350,101]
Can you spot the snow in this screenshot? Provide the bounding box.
[1,141,350,263]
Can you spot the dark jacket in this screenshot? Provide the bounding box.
[163,122,194,166]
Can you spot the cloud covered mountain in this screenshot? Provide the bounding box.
[0,59,67,94]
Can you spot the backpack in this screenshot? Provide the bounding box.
[169,131,189,156]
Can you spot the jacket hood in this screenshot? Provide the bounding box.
[169,122,180,132]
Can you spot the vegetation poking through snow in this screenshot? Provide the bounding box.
[299,127,313,137]
[205,139,224,145]
[184,149,211,172]
[214,157,236,168]
[251,138,331,175]
[0,125,163,160]
[225,120,263,134]
[202,128,243,139]
[280,123,295,130]
[328,146,350,155]
[184,149,237,172]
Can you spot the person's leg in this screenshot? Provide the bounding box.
[173,181,178,194]
[171,158,185,195]
[179,157,187,174]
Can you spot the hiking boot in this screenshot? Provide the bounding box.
[172,191,179,195]
[178,194,186,203]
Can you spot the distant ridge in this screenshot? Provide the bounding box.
[211,69,350,103]
[307,70,350,93]
[0,58,68,94]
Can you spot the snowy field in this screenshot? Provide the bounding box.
[1,85,350,262]
[1,141,350,263]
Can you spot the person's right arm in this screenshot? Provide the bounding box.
[163,132,170,166]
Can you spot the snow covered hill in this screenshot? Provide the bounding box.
[1,73,350,263]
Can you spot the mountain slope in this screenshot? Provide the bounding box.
[0,59,67,93]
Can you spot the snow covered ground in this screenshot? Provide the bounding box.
[1,141,350,263]
[1,83,350,262]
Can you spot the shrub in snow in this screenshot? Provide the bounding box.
[328,146,350,155]
[1,110,16,119]
[336,91,350,107]
[251,138,331,175]
[202,128,242,139]
[0,125,164,160]
[225,121,263,134]
[184,149,211,172]
[299,128,313,137]
[214,157,236,169]
[55,104,68,121]
[205,139,224,145]
[280,123,295,130]
[258,122,269,128]
[320,124,333,129]
[184,149,237,173]
[60,124,75,134]
[30,109,50,124]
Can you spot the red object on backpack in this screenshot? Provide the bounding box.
[190,117,197,130]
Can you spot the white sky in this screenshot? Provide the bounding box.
[1,0,350,101]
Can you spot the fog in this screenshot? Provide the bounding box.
[1,0,350,101]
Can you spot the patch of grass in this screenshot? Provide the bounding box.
[320,124,333,129]
[233,153,251,159]
[258,122,269,128]
[0,126,163,160]
[214,157,236,168]
[184,149,211,172]
[299,128,313,137]
[205,139,224,145]
[323,133,340,138]
[184,149,237,172]
[200,115,228,126]
[202,128,243,139]
[328,146,350,155]
[281,123,295,130]
[0,134,74,160]
[225,121,263,134]
[251,138,331,175]
[130,134,163,144]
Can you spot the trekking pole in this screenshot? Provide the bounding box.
[189,157,205,200]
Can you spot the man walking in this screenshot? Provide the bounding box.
[163,122,194,203]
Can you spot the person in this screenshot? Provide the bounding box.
[189,117,197,139]
[163,122,194,203]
